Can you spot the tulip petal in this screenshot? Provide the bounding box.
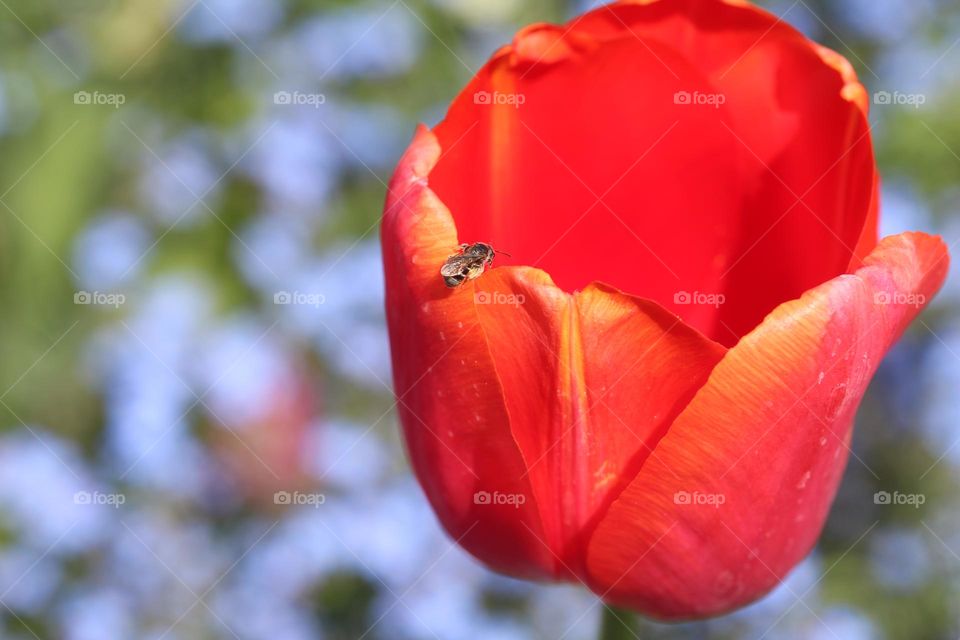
[384,126,728,579]
[473,272,726,572]
[382,126,558,578]
[429,0,876,346]
[584,231,948,619]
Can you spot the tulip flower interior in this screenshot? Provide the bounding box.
[429,4,876,347]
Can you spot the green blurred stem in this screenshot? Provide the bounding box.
[599,604,640,640]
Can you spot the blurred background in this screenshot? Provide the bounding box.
[0,0,957,638]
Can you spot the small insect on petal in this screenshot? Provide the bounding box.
[439,242,502,288]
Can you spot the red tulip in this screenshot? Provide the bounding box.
[381,0,948,619]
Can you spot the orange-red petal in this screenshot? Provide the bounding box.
[585,232,948,619]
[382,126,556,578]
[384,127,728,578]
[474,271,726,574]
[430,0,876,346]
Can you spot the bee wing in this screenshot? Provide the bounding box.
[440,255,474,276]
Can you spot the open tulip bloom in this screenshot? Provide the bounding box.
[381,0,948,622]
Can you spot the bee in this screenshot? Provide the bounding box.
[439,242,507,288]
